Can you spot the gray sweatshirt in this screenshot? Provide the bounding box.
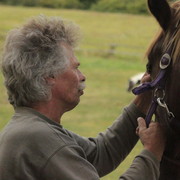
[0,103,160,180]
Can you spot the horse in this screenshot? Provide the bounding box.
[133,0,180,179]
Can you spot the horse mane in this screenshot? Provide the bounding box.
[146,1,180,65]
[165,1,180,64]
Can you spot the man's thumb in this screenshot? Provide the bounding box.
[137,117,147,131]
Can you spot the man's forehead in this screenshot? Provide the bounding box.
[60,42,80,66]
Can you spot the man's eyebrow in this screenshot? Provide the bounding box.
[73,62,80,68]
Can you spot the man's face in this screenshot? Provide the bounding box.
[51,43,86,111]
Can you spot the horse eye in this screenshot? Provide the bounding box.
[146,63,152,74]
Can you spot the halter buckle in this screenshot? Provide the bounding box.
[160,53,171,69]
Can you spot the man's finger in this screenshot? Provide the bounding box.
[141,73,151,83]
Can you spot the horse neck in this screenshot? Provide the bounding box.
[159,132,180,180]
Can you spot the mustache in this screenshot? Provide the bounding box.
[79,82,86,91]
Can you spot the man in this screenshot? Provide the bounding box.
[0,15,165,180]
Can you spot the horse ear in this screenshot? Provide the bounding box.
[148,0,172,31]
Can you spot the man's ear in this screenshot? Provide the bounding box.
[148,0,172,31]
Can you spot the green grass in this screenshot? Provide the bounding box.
[0,5,159,180]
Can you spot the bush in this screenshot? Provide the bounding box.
[21,0,37,6]
[59,0,83,9]
[91,0,148,14]
[79,0,98,9]
[126,1,147,14]
[92,0,125,12]
[37,0,61,8]
[0,0,37,6]
[1,0,83,9]
[1,0,175,14]
[3,0,22,5]
[37,0,83,9]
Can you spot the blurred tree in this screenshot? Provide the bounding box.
[59,0,83,9]
[21,0,37,6]
[0,0,176,14]
[38,0,62,8]
[91,0,147,14]
[79,0,99,9]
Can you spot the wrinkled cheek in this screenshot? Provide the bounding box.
[66,89,80,103]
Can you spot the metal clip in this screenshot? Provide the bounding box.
[157,98,175,119]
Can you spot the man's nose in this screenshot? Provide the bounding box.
[79,70,86,82]
[81,73,86,82]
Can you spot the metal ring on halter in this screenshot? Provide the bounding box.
[154,88,165,99]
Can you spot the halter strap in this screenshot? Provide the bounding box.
[132,70,166,95]
[132,51,172,127]
[132,22,179,127]
[132,51,171,95]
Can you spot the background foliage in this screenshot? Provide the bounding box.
[0,0,176,14]
[91,0,147,14]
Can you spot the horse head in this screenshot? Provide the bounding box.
[146,0,180,179]
[146,0,180,129]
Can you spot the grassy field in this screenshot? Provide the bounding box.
[0,5,159,180]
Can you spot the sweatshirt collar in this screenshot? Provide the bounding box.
[14,106,62,128]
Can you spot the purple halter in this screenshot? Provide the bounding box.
[132,52,174,127]
[132,20,180,128]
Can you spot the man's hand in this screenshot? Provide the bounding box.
[136,117,166,161]
[133,73,153,114]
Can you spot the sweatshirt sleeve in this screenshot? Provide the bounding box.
[41,145,100,180]
[67,103,146,177]
[119,149,160,180]
[89,103,145,176]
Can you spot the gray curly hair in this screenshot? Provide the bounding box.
[2,15,81,107]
